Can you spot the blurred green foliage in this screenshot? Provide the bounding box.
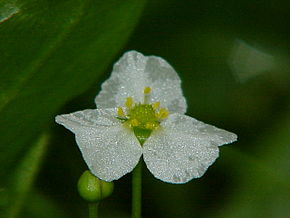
[0,0,289,217]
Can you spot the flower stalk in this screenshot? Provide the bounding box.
[89,202,99,218]
[132,161,142,218]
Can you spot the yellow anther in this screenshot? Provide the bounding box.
[117,107,125,117]
[157,108,169,119]
[145,122,156,130]
[125,97,134,108]
[143,87,151,94]
[152,102,160,110]
[130,119,139,127]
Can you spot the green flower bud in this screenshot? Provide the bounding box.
[77,170,114,202]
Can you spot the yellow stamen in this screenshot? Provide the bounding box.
[117,87,170,141]
[152,102,160,110]
[117,107,125,117]
[125,97,134,109]
[143,87,151,94]
[130,119,139,127]
[157,108,169,119]
[145,122,157,130]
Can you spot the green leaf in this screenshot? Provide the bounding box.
[4,133,49,218]
[0,0,145,184]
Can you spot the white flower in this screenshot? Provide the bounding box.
[55,51,237,184]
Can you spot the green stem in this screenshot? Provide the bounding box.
[132,161,142,218]
[89,202,99,218]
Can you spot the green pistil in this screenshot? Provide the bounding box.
[128,104,157,126]
[133,127,152,146]
[116,87,169,146]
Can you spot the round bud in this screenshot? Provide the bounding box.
[77,170,114,202]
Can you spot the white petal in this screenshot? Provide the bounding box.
[75,125,142,181]
[162,113,237,146]
[55,108,120,133]
[143,114,237,184]
[56,109,142,181]
[143,129,219,184]
[95,51,187,114]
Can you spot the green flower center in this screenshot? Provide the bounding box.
[116,87,169,145]
[129,104,159,129]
